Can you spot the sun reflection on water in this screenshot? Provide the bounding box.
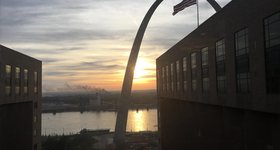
[127,110,148,132]
[42,109,158,135]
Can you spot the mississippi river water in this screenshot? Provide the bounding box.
[42,109,158,135]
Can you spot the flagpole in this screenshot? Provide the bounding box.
[196,0,199,27]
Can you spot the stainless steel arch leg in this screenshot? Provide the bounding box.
[114,0,163,149]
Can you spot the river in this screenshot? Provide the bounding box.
[42,109,158,135]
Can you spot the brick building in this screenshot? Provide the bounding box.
[0,45,42,150]
[156,0,280,149]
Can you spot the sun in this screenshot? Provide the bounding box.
[134,60,150,79]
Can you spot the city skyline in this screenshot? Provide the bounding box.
[0,0,231,92]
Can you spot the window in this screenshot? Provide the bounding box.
[201,47,209,66]
[184,81,187,92]
[34,128,37,136]
[34,102,38,108]
[183,57,187,71]
[166,66,169,92]
[162,67,165,91]
[171,63,174,92]
[34,72,38,93]
[5,65,12,96]
[176,60,180,91]
[191,52,197,78]
[192,79,197,92]
[15,67,21,95]
[34,115,37,123]
[202,78,210,92]
[216,39,226,62]
[216,61,225,75]
[201,47,209,92]
[235,29,249,56]
[217,76,226,93]
[191,52,197,92]
[265,12,280,48]
[201,47,209,76]
[235,28,250,93]
[264,12,280,93]
[24,69,29,95]
[183,57,187,92]
[216,39,226,93]
[157,69,160,90]
[191,53,197,69]
[237,73,251,93]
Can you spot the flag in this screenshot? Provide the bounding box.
[173,0,197,15]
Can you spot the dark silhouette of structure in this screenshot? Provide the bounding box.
[114,0,222,149]
[0,45,42,150]
[114,0,163,148]
[206,0,221,12]
[156,0,280,149]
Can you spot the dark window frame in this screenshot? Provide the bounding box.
[34,71,38,94]
[264,11,280,94]
[166,65,169,92]
[182,57,187,92]
[215,38,226,93]
[191,52,197,92]
[162,67,165,92]
[234,27,251,93]
[15,67,21,96]
[201,47,209,93]
[202,77,210,92]
[171,63,174,92]
[24,69,29,95]
[5,65,12,96]
[176,60,180,92]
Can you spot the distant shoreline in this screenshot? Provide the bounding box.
[42,105,157,114]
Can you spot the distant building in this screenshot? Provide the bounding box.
[156,0,280,149]
[0,45,42,150]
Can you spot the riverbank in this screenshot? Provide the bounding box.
[42,129,159,150]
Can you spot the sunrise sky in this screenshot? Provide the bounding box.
[0,0,231,92]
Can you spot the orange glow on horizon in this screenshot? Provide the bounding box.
[49,59,157,91]
[70,77,156,91]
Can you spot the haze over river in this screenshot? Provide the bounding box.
[42,109,158,135]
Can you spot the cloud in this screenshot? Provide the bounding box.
[41,58,60,64]
[0,0,232,91]
[44,71,75,76]
[63,60,125,71]
[42,59,126,82]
